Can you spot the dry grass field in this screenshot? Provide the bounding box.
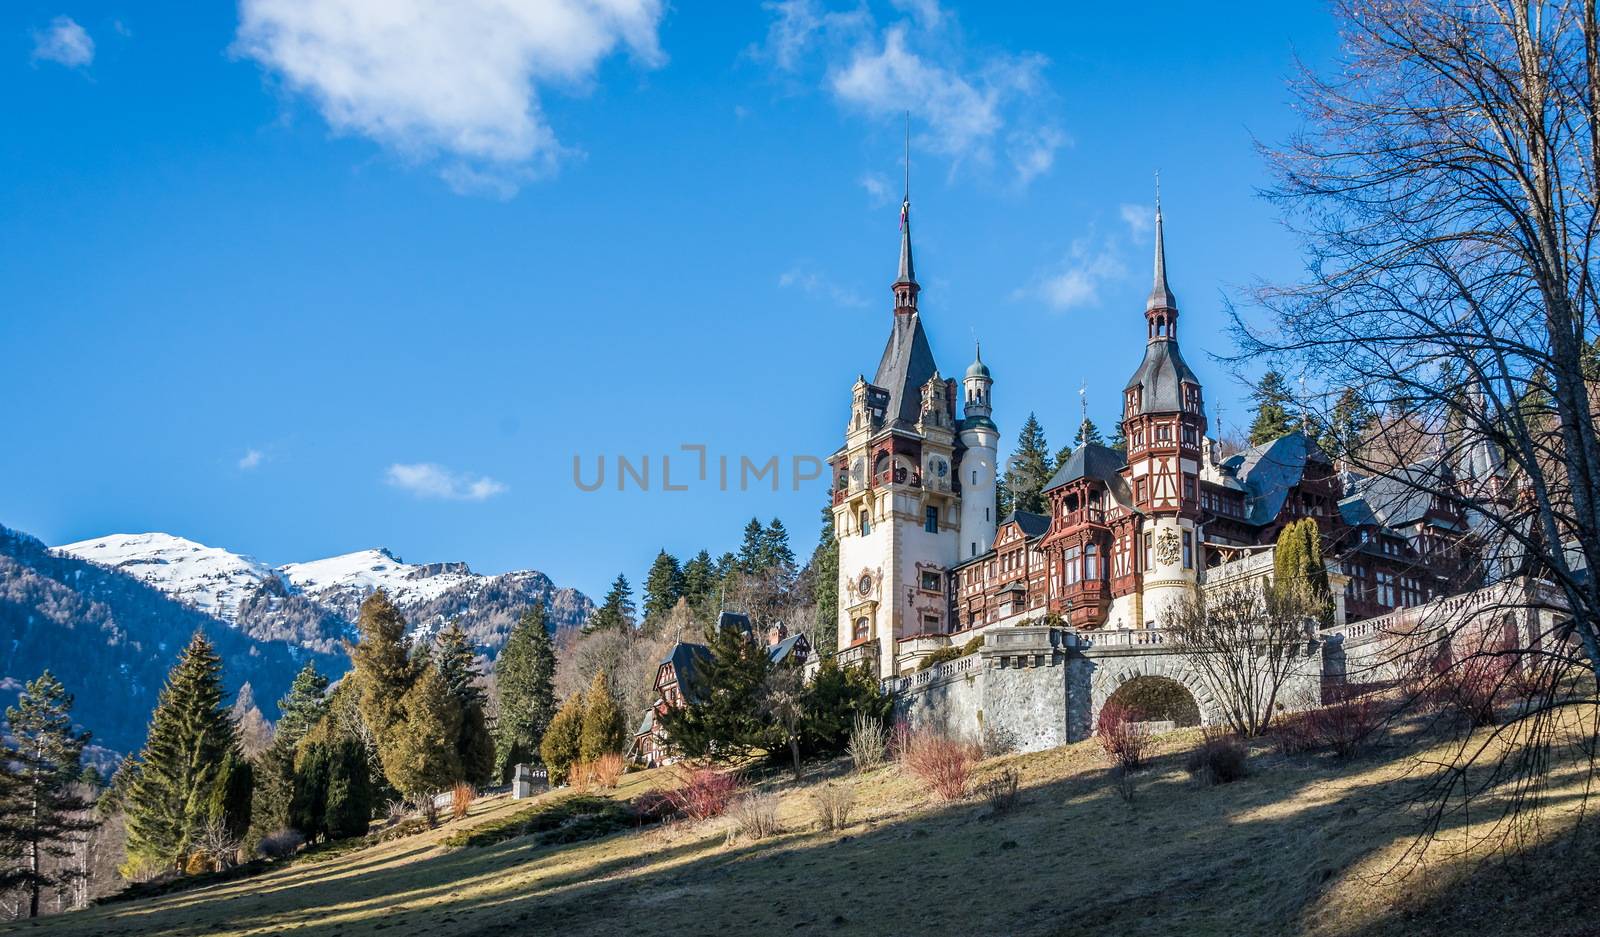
[8,714,1598,937]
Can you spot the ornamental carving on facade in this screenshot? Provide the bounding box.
[1155,528,1182,566]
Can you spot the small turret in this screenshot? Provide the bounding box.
[962,342,994,428]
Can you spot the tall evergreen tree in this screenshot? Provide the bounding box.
[1074,418,1105,449]
[1323,386,1376,459]
[289,743,331,842]
[681,550,716,614]
[349,590,418,758]
[1109,421,1128,453]
[641,550,686,622]
[759,519,796,576]
[275,662,330,748]
[736,518,766,574]
[1001,412,1053,515]
[324,739,372,840]
[382,661,462,799]
[434,622,493,785]
[810,503,839,658]
[584,575,636,634]
[1,672,92,917]
[493,604,558,782]
[577,671,627,762]
[1249,370,1299,444]
[124,632,239,873]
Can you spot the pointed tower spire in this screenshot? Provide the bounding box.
[893,112,919,313]
[1147,176,1176,313]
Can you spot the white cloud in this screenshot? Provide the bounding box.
[779,266,868,308]
[385,463,508,501]
[859,172,893,206]
[752,0,1063,187]
[1016,235,1127,312]
[1120,203,1153,240]
[32,17,94,68]
[234,0,666,196]
[238,449,265,470]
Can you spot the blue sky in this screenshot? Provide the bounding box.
[1,1,1339,601]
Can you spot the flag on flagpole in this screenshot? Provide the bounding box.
[900,200,908,230]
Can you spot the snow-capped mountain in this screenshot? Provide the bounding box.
[54,535,593,653]
[55,532,275,622]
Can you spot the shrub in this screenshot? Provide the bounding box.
[383,799,410,827]
[1269,711,1320,755]
[900,729,982,800]
[1096,701,1149,772]
[917,647,964,671]
[1185,730,1248,785]
[568,760,595,793]
[799,659,893,758]
[663,766,739,821]
[418,793,441,829]
[978,767,1020,815]
[451,782,475,821]
[256,828,304,859]
[847,712,889,773]
[591,752,626,789]
[1313,696,1382,759]
[809,783,855,832]
[1427,650,1512,727]
[728,792,782,842]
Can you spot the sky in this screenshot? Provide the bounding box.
[0,1,1343,602]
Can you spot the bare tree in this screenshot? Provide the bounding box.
[1162,580,1317,737]
[759,665,808,781]
[195,818,240,873]
[1235,0,1600,855]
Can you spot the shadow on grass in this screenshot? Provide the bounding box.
[17,720,1596,937]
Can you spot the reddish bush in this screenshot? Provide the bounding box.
[1313,696,1382,759]
[900,729,982,800]
[1426,651,1512,727]
[1096,701,1150,771]
[591,753,625,789]
[451,781,476,821]
[663,766,739,821]
[1269,711,1319,755]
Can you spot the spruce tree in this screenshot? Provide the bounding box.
[681,550,716,614]
[2,672,92,917]
[736,518,766,573]
[382,662,463,799]
[759,519,796,576]
[1001,413,1053,515]
[539,695,584,785]
[810,503,839,658]
[584,575,636,634]
[1324,386,1375,459]
[206,752,253,840]
[578,671,627,762]
[275,662,331,748]
[1109,421,1128,453]
[350,590,418,756]
[657,620,772,761]
[1074,418,1105,449]
[324,739,372,840]
[641,550,686,623]
[1249,370,1299,444]
[289,743,330,842]
[124,632,240,873]
[493,604,558,782]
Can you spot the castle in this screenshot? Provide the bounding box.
[830,192,1507,679]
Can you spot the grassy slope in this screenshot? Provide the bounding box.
[11,719,1599,937]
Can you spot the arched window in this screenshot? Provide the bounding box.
[853,618,869,641]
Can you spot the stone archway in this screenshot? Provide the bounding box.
[1103,674,1202,728]
[1088,653,1222,732]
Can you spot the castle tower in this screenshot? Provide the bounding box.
[1120,199,1207,624]
[830,191,962,677]
[958,344,999,561]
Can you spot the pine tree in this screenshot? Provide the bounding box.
[578,671,627,762]
[324,739,372,840]
[275,662,331,749]
[349,590,418,756]
[657,620,772,761]
[1001,413,1053,515]
[759,519,796,576]
[1074,418,1104,449]
[810,503,839,658]
[289,743,330,842]
[1109,421,1128,453]
[736,518,766,573]
[539,695,585,785]
[1323,386,1375,459]
[493,604,558,782]
[681,550,716,614]
[1,672,92,917]
[1249,370,1299,444]
[381,662,463,799]
[124,632,240,873]
[641,550,686,623]
[584,575,636,634]
[206,751,253,840]
[433,622,493,785]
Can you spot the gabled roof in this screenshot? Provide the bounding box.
[634,708,655,737]
[716,610,753,636]
[659,641,712,702]
[1123,340,1200,414]
[1339,458,1462,531]
[1220,430,1331,527]
[1044,443,1128,493]
[999,510,1051,540]
[768,631,809,665]
[873,313,939,429]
